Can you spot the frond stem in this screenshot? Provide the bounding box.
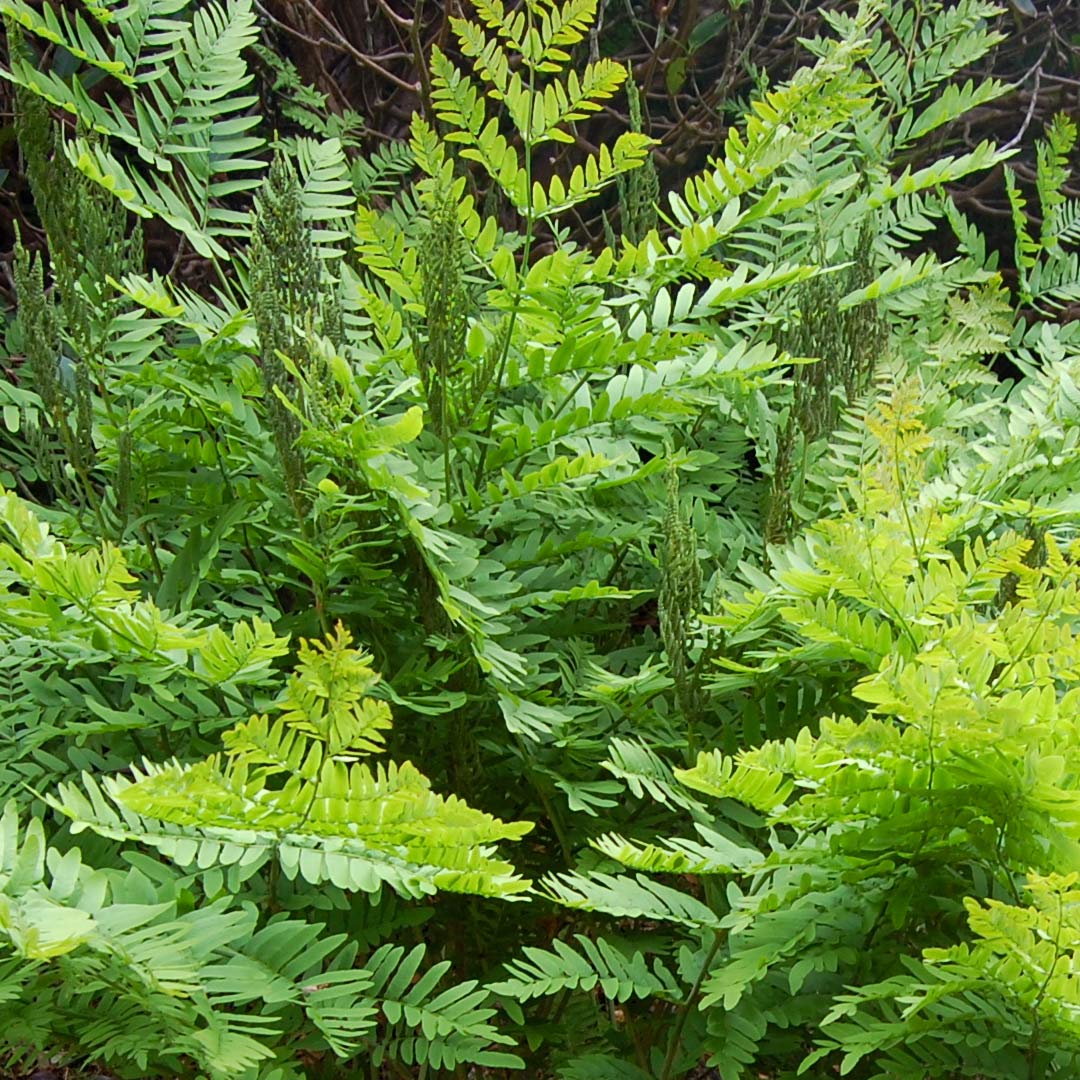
[658,928,722,1080]
[473,6,538,485]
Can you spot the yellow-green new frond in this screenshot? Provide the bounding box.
[48,626,534,900]
[355,204,419,302]
[53,757,534,899]
[780,597,894,667]
[446,45,629,146]
[532,0,599,59]
[532,133,654,218]
[676,749,795,814]
[467,0,526,50]
[273,624,392,756]
[223,713,325,781]
[464,0,598,71]
[917,873,1080,1049]
[2,0,130,80]
[0,487,288,685]
[592,824,761,876]
[430,46,491,142]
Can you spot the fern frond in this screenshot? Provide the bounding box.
[8,0,264,258]
[366,942,523,1069]
[1,0,129,79]
[539,871,721,928]
[676,747,795,813]
[600,737,705,812]
[867,142,1013,209]
[290,137,354,263]
[896,78,1009,147]
[467,0,597,71]
[591,823,760,875]
[0,487,289,687]
[353,139,415,202]
[557,1057,653,1080]
[49,627,534,900]
[489,934,681,1003]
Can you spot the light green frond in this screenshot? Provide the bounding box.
[867,142,1014,209]
[779,596,894,666]
[557,1057,653,1080]
[838,251,940,309]
[273,626,392,755]
[528,133,657,219]
[600,736,705,812]
[676,748,795,813]
[53,763,533,899]
[466,0,597,70]
[49,627,533,900]
[540,870,722,928]
[0,486,289,686]
[896,77,1008,147]
[2,0,129,79]
[591,824,761,875]
[472,452,618,509]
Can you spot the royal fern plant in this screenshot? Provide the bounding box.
[2,0,1080,1076]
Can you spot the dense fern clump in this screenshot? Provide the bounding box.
[2,0,1080,1076]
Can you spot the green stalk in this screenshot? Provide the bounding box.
[658,929,723,1080]
[472,5,538,486]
